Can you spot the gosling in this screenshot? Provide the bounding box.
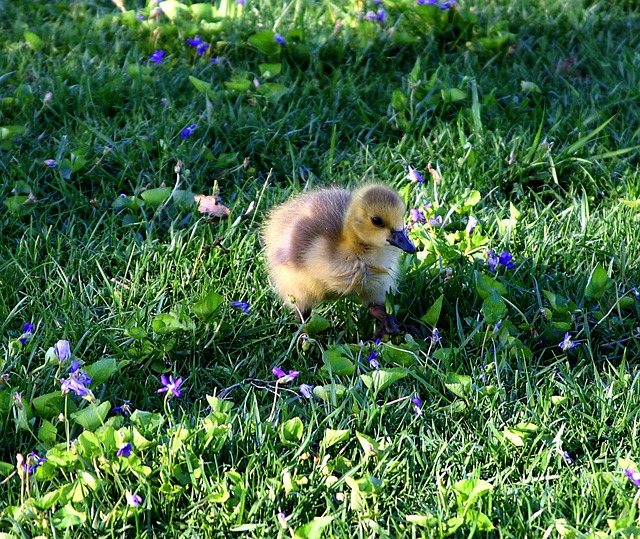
[262,184,416,338]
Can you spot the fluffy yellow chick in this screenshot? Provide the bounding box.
[262,184,416,337]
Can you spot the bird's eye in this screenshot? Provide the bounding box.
[371,216,385,228]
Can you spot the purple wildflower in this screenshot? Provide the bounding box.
[559,333,579,352]
[237,0,245,4]
[367,350,380,369]
[409,208,426,224]
[149,50,165,64]
[365,11,377,20]
[273,366,299,383]
[23,452,47,474]
[137,14,146,21]
[625,468,640,488]
[126,491,143,507]
[431,328,441,343]
[232,301,250,314]
[439,0,456,9]
[376,8,387,22]
[563,451,572,464]
[412,397,423,416]
[43,159,57,168]
[158,374,183,398]
[180,124,197,139]
[19,323,35,346]
[466,216,478,234]
[113,400,133,416]
[428,216,443,227]
[187,35,210,55]
[487,249,515,271]
[211,57,220,65]
[54,339,71,362]
[274,33,286,46]
[60,360,92,397]
[299,384,314,398]
[117,443,132,458]
[407,166,424,183]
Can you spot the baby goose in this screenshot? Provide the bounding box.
[262,184,416,337]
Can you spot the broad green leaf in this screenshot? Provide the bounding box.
[257,83,289,104]
[24,30,43,50]
[320,429,350,449]
[441,87,467,102]
[322,347,355,376]
[406,513,438,527]
[84,358,118,386]
[294,516,333,539]
[52,503,86,528]
[445,372,472,399]
[474,271,507,299]
[190,3,213,20]
[620,199,640,210]
[279,417,304,445]
[0,125,26,140]
[152,312,195,334]
[224,78,251,92]
[482,292,508,324]
[312,384,346,403]
[360,368,407,393]
[159,0,188,20]
[130,410,165,435]
[188,75,213,96]
[4,195,36,217]
[248,30,281,56]
[551,396,568,406]
[140,187,172,206]
[543,290,573,314]
[421,294,443,327]
[453,478,493,506]
[0,462,14,478]
[258,62,282,78]
[125,326,148,339]
[111,195,142,211]
[463,509,495,531]
[38,420,58,445]
[192,291,224,319]
[584,263,612,300]
[206,395,234,414]
[355,432,381,456]
[301,314,330,334]
[71,401,110,431]
[32,391,74,419]
[77,431,101,458]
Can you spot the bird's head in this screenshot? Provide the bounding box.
[346,184,416,254]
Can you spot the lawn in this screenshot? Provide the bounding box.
[1,0,640,537]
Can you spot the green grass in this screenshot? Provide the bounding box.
[1,0,640,537]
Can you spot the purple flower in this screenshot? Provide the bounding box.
[117,443,132,458]
[43,159,57,168]
[60,360,92,397]
[126,491,143,507]
[149,50,165,64]
[23,451,47,474]
[273,366,299,383]
[274,33,286,46]
[439,0,456,9]
[409,208,426,224]
[19,323,35,346]
[376,8,387,22]
[466,216,478,234]
[625,468,640,488]
[563,451,572,464]
[558,333,579,352]
[187,35,210,55]
[232,301,250,314]
[487,249,515,271]
[211,57,220,65]
[412,397,423,416]
[113,400,132,416]
[237,0,245,4]
[181,124,197,139]
[158,374,183,398]
[137,14,146,21]
[54,339,71,361]
[428,216,443,227]
[367,350,380,369]
[365,11,377,20]
[633,287,640,301]
[406,166,424,183]
[299,384,314,398]
[431,328,441,343]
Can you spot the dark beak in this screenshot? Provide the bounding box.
[388,229,416,254]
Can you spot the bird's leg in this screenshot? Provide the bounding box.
[368,303,401,339]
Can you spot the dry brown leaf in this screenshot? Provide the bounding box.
[194,194,230,219]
